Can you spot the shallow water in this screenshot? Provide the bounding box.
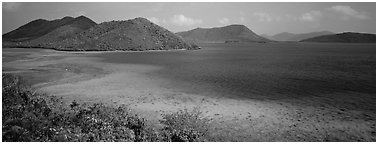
[93,42,375,102]
[3,43,375,107]
[3,48,46,62]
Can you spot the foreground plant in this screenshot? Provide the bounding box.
[160,108,211,142]
[2,74,154,142]
[2,73,210,142]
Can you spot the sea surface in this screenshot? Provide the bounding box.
[93,42,376,102]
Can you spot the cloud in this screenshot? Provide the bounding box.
[253,12,273,22]
[219,17,230,24]
[239,11,247,23]
[3,2,22,12]
[328,5,369,20]
[253,12,280,22]
[170,14,203,26]
[300,10,322,22]
[150,3,165,12]
[253,10,321,23]
[148,17,160,24]
[284,14,298,21]
[240,16,246,23]
[161,19,168,24]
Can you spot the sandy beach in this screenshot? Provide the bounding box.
[2,48,375,141]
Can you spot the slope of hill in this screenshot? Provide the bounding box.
[3,17,198,51]
[27,17,198,51]
[300,32,376,43]
[176,25,271,43]
[259,34,275,41]
[270,32,296,41]
[3,16,96,42]
[288,31,334,41]
[267,31,334,41]
[29,16,97,44]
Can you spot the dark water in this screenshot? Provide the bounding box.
[2,48,46,62]
[94,42,376,100]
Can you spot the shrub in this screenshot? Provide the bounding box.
[2,74,55,141]
[160,108,211,142]
[2,74,210,142]
[2,74,155,142]
[48,103,149,142]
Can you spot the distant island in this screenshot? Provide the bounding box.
[300,32,376,43]
[176,25,271,43]
[260,31,334,42]
[3,16,199,51]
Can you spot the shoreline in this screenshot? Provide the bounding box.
[3,48,294,141]
[2,48,375,141]
[2,47,202,54]
[65,48,197,54]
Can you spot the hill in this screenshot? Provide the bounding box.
[269,32,296,41]
[300,32,376,43]
[265,31,334,41]
[3,17,198,51]
[28,16,97,45]
[52,17,198,50]
[3,16,96,42]
[259,34,276,41]
[288,31,334,41]
[176,25,271,43]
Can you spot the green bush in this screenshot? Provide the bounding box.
[2,74,54,141]
[2,73,210,142]
[48,103,154,142]
[2,74,156,142]
[160,108,211,142]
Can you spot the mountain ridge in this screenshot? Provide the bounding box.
[3,16,96,42]
[27,16,98,45]
[300,32,376,43]
[3,16,199,51]
[50,17,199,51]
[261,31,334,41]
[176,24,271,43]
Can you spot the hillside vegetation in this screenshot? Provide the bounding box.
[176,25,270,43]
[3,16,96,42]
[300,32,376,43]
[262,31,334,41]
[49,17,198,51]
[3,16,199,51]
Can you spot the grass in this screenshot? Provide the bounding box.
[2,73,210,142]
[160,108,211,142]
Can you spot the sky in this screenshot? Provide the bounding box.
[2,2,376,35]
